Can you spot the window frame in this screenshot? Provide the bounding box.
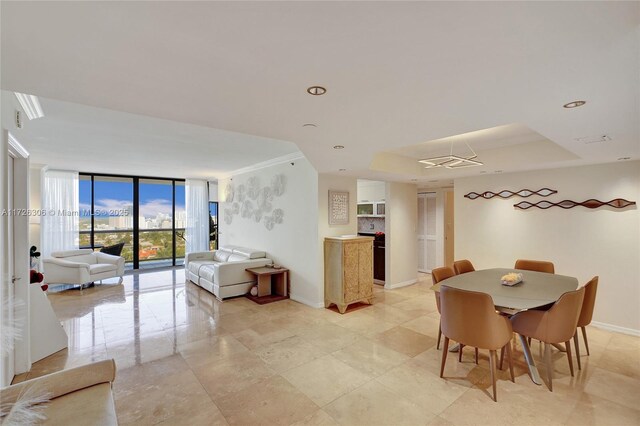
[79,172,186,269]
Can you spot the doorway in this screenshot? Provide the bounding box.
[417,192,437,273]
[1,133,31,386]
[417,189,454,273]
[1,155,15,385]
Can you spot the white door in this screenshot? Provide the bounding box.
[1,156,15,385]
[417,192,437,273]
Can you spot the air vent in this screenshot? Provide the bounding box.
[574,135,612,144]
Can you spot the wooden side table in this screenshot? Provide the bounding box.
[245,266,289,301]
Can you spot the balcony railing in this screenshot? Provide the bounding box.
[80,228,185,265]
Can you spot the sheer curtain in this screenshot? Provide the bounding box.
[185,179,209,253]
[41,170,79,257]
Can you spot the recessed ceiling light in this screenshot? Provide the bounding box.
[14,92,44,120]
[563,100,586,109]
[307,86,327,96]
[302,123,317,128]
[333,145,345,150]
[618,157,631,161]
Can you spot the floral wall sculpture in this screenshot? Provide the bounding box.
[223,173,286,231]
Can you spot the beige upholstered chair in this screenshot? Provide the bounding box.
[0,359,117,424]
[439,286,515,402]
[514,259,555,274]
[432,266,455,350]
[574,276,598,370]
[453,259,475,275]
[511,287,585,391]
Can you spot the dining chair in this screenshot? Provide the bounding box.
[514,259,555,274]
[510,286,585,391]
[431,266,455,350]
[574,276,598,370]
[453,259,475,275]
[439,285,515,402]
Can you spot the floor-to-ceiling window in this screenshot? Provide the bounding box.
[209,201,218,251]
[80,173,185,269]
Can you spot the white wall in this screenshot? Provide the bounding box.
[455,161,640,334]
[318,173,358,305]
[385,182,418,288]
[218,157,321,307]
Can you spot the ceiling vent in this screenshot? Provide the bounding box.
[574,135,612,144]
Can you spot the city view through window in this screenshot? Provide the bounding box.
[79,175,186,268]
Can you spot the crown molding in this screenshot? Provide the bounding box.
[222,152,306,178]
[8,132,29,159]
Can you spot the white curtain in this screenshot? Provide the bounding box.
[185,179,209,253]
[41,170,79,257]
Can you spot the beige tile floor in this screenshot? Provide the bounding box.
[16,270,640,425]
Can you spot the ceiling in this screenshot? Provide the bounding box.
[1,2,638,181]
[1,92,298,178]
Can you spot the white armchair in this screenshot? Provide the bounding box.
[43,249,125,289]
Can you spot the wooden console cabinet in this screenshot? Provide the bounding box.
[324,236,374,313]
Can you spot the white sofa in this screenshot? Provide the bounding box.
[43,249,125,289]
[186,246,271,300]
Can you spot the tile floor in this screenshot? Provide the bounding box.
[16,270,640,425]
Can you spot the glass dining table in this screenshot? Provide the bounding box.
[431,268,579,385]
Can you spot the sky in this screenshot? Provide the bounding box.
[79,179,186,218]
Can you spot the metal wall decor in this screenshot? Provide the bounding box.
[223,174,287,230]
[465,188,557,200]
[514,199,636,210]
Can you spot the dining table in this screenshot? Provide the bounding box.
[431,267,579,385]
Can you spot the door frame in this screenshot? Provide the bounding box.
[1,131,31,385]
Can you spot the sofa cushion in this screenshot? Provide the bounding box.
[89,264,118,274]
[213,249,233,262]
[231,247,266,259]
[227,253,250,262]
[188,260,217,276]
[199,265,216,283]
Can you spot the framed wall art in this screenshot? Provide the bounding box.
[329,190,350,225]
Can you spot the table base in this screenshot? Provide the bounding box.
[519,334,542,385]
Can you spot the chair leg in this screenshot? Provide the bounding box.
[489,349,498,402]
[440,337,450,378]
[458,344,464,362]
[506,341,515,383]
[437,321,442,350]
[573,331,582,370]
[499,346,505,370]
[475,347,479,365]
[565,340,574,377]
[581,326,590,356]
[545,343,553,392]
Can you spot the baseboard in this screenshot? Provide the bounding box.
[290,293,324,308]
[385,279,417,290]
[591,321,640,337]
